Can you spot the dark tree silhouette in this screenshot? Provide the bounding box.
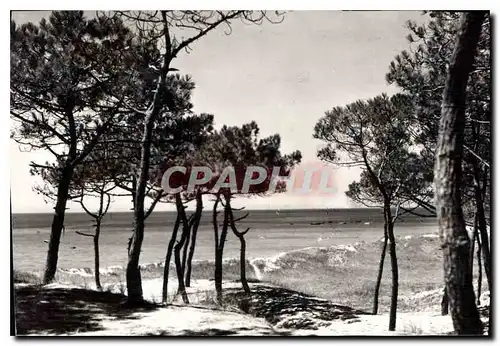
[205,123,301,303]
[226,199,251,293]
[386,11,491,316]
[434,11,486,335]
[75,185,112,291]
[162,212,180,303]
[185,191,203,287]
[387,12,491,225]
[110,10,287,304]
[11,11,139,284]
[157,121,300,304]
[37,134,122,291]
[314,93,425,330]
[387,13,491,311]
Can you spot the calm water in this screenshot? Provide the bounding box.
[12,209,437,273]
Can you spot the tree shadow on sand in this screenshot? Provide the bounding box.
[14,285,159,335]
[225,284,369,330]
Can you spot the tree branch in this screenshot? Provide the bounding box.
[172,11,244,58]
[233,212,250,223]
[76,230,95,237]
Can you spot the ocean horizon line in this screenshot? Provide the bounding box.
[12,207,382,216]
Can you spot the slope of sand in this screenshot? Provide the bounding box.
[15,234,489,336]
[74,305,280,336]
[73,306,453,336]
[15,279,490,336]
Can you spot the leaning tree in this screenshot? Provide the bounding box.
[157,121,301,304]
[434,11,487,335]
[204,122,301,303]
[314,93,424,331]
[103,11,287,304]
[344,152,429,316]
[36,139,121,290]
[387,11,491,295]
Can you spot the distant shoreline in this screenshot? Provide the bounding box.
[12,208,436,230]
[12,207,433,216]
[12,207,379,215]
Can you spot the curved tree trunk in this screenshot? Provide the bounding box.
[434,11,486,335]
[173,193,190,303]
[127,115,156,304]
[174,236,189,303]
[373,223,388,315]
[162,214,180,303]
[126,148,151,305]
[43,163,73,284]
[127,12,173,305]
[236,233,250,293]
[186,192,203,287]
[226,197,251,294]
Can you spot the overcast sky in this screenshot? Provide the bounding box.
[10,10,427,213]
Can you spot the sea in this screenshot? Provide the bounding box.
[12,208,437,274]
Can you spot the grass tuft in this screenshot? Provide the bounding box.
[13,270,42,285]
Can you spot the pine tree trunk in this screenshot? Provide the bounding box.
[373,223,388,315]
[162,214,180,303]
[173,194,190,303]
[215,248,223,304]
[180,224,191,280]
[226,196,251,294]
[126,116,155,305]
[386,209,398,332]
[442,288,449,315]
[215,228,228,304]
[43,163,73,284]
[472,162,491,284]
[127,17,173,304]
[126,175,148,305]
[215,203,229,305]
[474,183,491,290]
[186,193,203,287]
[174,238,189,303]
[434,11,485,335]
[237,233,251,294]
[126,219,144,305]
[94,220,102,291]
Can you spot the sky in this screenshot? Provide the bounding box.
[10,10,427,213]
